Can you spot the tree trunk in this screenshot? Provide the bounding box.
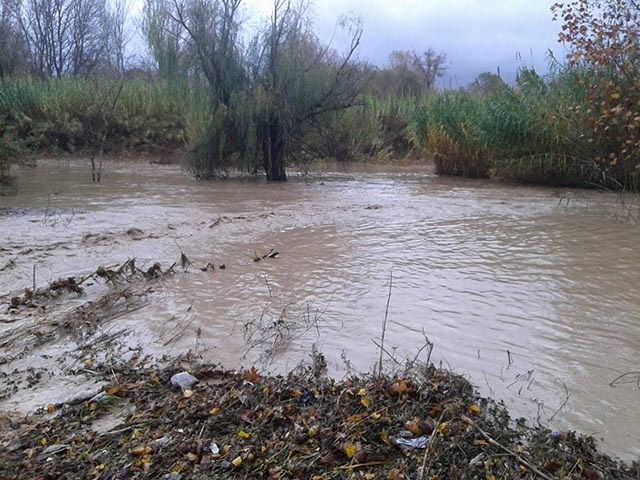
[263,116,287,181]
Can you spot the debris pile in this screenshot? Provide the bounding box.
[1,356,637,479]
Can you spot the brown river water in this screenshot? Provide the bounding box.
[1,159,639,461]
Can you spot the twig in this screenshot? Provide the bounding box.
[609,371,640,389]
[462,415,552,480]
[333,461,388,471]
[371,339,402,366]
[548,379,571,422]
[420,411,445,479]
[377,271,393,377]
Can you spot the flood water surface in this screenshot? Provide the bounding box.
[1,160,639,460]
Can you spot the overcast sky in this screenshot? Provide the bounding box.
[242,0,565,87]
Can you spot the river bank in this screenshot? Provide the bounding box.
[2,356,638,479]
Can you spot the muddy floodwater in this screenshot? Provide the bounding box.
[1,159,639,461]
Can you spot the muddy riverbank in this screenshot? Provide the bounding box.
[1,158,639,462]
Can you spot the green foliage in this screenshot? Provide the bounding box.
[0,77,188,154]
[408,67,606,186]
[553,0,640,190]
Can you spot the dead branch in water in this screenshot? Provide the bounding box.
[609,371,640,390]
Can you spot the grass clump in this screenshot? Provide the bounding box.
[408,68,608,187]
[0,77,189,156]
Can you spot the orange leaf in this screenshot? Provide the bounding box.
[389,381,407,395]
[242,367,261,384]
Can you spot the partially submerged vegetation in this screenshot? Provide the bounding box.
[0,0,639,189]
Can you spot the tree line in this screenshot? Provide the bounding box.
[0,0,450,182]
[1,0,638,189]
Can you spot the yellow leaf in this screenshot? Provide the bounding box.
[345,443,356,459]
[141,455,151,465]
[346,413,368,423]
[371,412,382,420]
[209,406,220,416]
[437,422,449,436]
[187,452,198,462]
[380,428,389,445]
[365,474,375,480]
[474,439,488,446]
[361,397,370,408]
[611,92,621,99]
[262,386,270,396]
[405,420,423,436]
[85,358,93,367]
[293,389,302,398]
[232,456,243,467]
[47,403,56,414]
[150,374,160,384]
[39,437,47,446]
[238,430,250,439]
[131,446,148,456]
[357,388,367,396]
[107,386,121,396]
[486,476,496,480]
[312,475,327,480]
[468,404,481,416]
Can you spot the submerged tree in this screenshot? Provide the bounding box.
[250,0,367,180]
[159,0,367,181]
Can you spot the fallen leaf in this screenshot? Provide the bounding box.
[238,430,250,439]
[361,397,371,408]
[232,456,243,467]
[389,381,407,395]
[468,404,481,416]
[187,452,198,462]
[47,404,56,414]
[107,386,121,396]
[437,422,449,436]
[131,446,150,456]
[344,443,356,459]
[243,367,261,384]
[405,420,423,436]
[357,388,367,396]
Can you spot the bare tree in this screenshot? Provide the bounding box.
[0,0,27,76]
[17,0,109,77]
[105,0,131,73]
[386,48,447,95]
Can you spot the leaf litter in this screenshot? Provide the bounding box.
[0,352,638,479]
